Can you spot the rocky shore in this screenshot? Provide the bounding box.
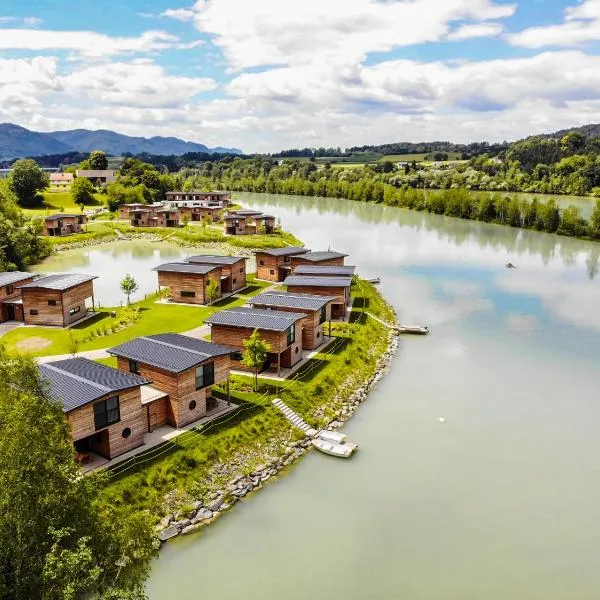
[156,329,399,543]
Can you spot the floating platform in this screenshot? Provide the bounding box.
[397,325,429,335]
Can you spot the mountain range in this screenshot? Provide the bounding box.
[0,123,242,161]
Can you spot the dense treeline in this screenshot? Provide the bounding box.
[347,140,509,159]
[179,157,600,241]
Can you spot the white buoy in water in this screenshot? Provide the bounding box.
[438,417,446,423]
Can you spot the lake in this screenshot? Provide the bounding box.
[45,194,600,599]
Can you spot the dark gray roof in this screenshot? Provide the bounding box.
[186,254,246,266]
[294,265,356,276]
[230,210,263,216]
[39,358,151,413]
[205,306,305,331]
[251,292,336,311]
[153,262,219,275]
[108,333,233,373]
[0,271,33,287]
[253,247,310,257]
[45,214,82,221]
[19,273,98,291]
[284,275,353,288]
[294,251,348,262]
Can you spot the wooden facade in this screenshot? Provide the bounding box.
[157,267,222,305]
[68,386,145,459]
[186,256,247,293]
[224,214,257,235]
[21,279,95,327]
[43,214,87,237]
[129,209,157,227]
[155,209,180,227]
[166,191,231,206]
[255,248,309,282]
[210,321,303,374]
[0,273,34,323]
[285,284,350,318]
[118,203,145,219]
[178,205,224,223]
[116,354,230,429]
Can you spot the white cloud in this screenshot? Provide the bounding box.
[0,28,185,57]
[509,0,600,47]
[447,22,504,41]
[161,8,196,21]
[23,16,43,27]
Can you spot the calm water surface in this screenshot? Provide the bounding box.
[60,195,600,599]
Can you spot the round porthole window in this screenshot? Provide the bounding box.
[122,427,132,439]
[189,400,197,410]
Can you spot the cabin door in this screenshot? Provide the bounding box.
[6,305,15,321]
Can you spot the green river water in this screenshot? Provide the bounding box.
[43,193,600,599]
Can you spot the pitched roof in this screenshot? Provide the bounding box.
[186,254,246,266]
[284,275,353,288]
[0,271,33,287]
[39,358,151,413]
[205,306,305,331]
[44,214,83,221]
[251,292,336,311]
[50,173,73,182]
[19,273,98,291]
[294,265,356,276]
[229,209,263,216]
[253,247,310,257]
[108,333,233,373]
[76,170,115,177]
[153,262,219,275]
[294,251,348,262]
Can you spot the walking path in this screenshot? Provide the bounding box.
[271,398,317,437]
[364,311,398,330]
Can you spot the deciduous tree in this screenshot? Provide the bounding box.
[241,329,271,391]
[88,150,108,171]
[9,159,48,207]
[71,177,96,206]
[120,274,139,305]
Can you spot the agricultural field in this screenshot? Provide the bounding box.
[378,151,464,163]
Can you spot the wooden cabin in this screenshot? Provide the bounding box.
[108,334,233,430]
[154,262,222,305]
[0,271,35,322]
[39,358,151,460]
[118,203,146,219]
[19,273,97,327]
[186,255,247,293]
[205,307,305,376]
[283,275,353,319]
[166,191,231,207]
[154,209,180,227]
[290,250,348,268]
[293,265,356,277]
[254,247,310,282]
[129,208,157,227]
[250,292,335,350]
[177,205,224,223]
[43,214,87,237]
[224,210,263,235]
[257,215,276,234]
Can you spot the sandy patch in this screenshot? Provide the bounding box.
[16,337,52,352]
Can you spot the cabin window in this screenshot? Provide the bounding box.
[259,260,265,266]
[189,400,197,410]
[129,359,140,374]
[269,269,275,275]
[5,285,13,295]
[230,351,243,361]
[69,306,81,316]
[94,396,120,430]
[320,305,327,324]
[286,324,296,346]
[233,278,237,284]
[239,267,244,273]
[181,291,196,298]
[195,361,215,390]
[29,309,39,316]
[48,299,57,306]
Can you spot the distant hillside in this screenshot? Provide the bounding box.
[539,123,600,140]
[0,123,242,160]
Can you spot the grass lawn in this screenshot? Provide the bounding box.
[45,221,118,246]
[100,281,393,516]
[0,278,272,357]
[379,152,463,163]
[22,191,105,217]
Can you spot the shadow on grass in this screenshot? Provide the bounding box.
[323,337,350,355]
[349,310,367,325]
[353,297,370,309]
[238,284,262,296]
[293,357,328,382]
[71,312,108,329]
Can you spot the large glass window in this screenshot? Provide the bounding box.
[129,359,140,374]
[94,396,120,430]
[287,324,296,346]
[195,362,215,390]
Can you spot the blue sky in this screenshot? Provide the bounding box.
[1,0,600,152]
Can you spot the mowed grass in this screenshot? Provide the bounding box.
[0,278,272,357]
[22,191,104,217]
[379,152,463,162]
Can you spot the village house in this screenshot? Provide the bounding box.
[19,273,98,327]
[166,191,231,207]
[118,203,145,219]
[283,275,353,319]
[177,204,224,223]
[154,262,222,305]
[186,254,247,293]
[76,169,116,186]
[43,214,88,237]
[250,291,335,350]
[253,247,310,282]
[49,172,74,189]
[154,208,180,228]
[39,358,151,461]
[129,208,157,227]
[293,264,356,277]
[290,250,348,268]
[205,307,305,376]
[0,271,35,323]
[108,333,233,430]
[224,209,264,235]
[257,214,276,234]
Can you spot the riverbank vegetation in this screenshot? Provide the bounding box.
[101,282,394,517]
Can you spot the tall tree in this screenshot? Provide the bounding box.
[88,150,108,171]
[0,349,157,599]
[9,159,49,207]
[120,274,139,305]
[71,177,96,206]
[205,278,219,305]
[241,329,271,391]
